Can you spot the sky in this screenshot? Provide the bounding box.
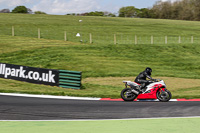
[0,0,177,15]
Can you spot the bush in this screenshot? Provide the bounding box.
[34,11,46,14]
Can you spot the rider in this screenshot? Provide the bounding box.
[135,67,156,90]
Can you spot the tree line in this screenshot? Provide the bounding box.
[0,6,46,14]
[67,11,116,17]
[118,0,200,21]
[151,0,200,21]
[1,0,200,21]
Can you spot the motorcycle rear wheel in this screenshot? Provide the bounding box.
[121,88,137,101]
[156,89,172,102]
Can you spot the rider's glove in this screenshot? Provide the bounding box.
[148,80,153,83]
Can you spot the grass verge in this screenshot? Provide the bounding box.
[1,76,200,99]
[1,117,200,133]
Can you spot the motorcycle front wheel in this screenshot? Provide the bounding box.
[121,88,137,101]
[156,89,172,102]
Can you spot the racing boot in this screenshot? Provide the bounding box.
[138,83,145,93]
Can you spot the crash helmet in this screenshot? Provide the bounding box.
[145,67,152,75]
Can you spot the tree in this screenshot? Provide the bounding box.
[137,8,154,18]
[160,1,172,19]
[0,9,10,13]
[171,1,182,19]
[193,0,200,20]
[12,6,28,13]
[27,8,33,14]
[151,1,173,19]
[118,6,138,17]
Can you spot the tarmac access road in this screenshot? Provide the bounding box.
[0,95,200,120]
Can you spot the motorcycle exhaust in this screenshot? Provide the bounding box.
[131,89,139,95]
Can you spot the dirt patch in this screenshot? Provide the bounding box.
[83,77,200,91]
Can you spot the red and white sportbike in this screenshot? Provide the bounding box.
[121,79,172,102]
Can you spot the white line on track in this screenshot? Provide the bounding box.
[0,93,101,101]
[2,93,200,101]
[0,93,179,101]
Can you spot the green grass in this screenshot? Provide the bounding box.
[0,14,200,98]
[1,14,200,44]
[1,118,200,133]
[0,78,120,98]
[1,35,200,79]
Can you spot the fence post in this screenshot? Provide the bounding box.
[64,31,67,41]
[135,35,137,44]
[151,35,153,44]
[165,36,168,44]
[90,33,92,44]
[38,28,40,39]
[12,26,14,36]
[114,34,116,44]
[191,36,193,43]
[178,36,181,43]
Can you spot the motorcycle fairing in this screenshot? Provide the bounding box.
[137,80,166,99]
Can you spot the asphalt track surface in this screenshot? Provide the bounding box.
[0,95,200,120]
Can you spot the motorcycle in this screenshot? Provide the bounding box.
[121,79,172,102]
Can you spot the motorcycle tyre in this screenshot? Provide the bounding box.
[156,89,172,102]
[121,88,137,102]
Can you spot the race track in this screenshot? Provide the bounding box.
[0,95,200,120]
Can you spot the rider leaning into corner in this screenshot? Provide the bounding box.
[134,67,157,91]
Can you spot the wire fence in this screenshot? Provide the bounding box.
[0,26,199,45]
